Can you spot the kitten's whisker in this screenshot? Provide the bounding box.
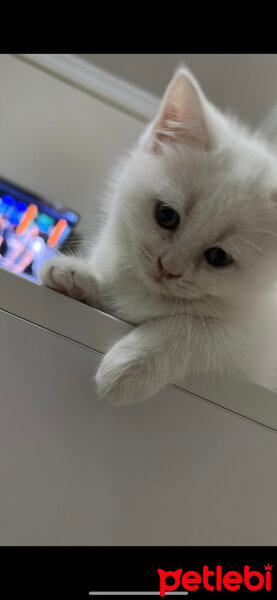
[200,296,222,319]
[255,228,277,239]
[236,236,263,253]
[194,297,211,376]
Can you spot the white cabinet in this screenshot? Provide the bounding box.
[1,268,277,545]
[1,296,277,545]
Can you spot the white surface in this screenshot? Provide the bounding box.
[1,308,277,545]
[1,266,277,431]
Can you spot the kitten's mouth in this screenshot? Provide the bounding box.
[150,265,199,299]
[138,249,200,299]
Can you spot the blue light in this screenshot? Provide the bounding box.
[2,195,15,207]
[65,211,78,223]
[0,195,15,215]
[16,201,27,213]
[10,208,25,226]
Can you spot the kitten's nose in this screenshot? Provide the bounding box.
[159,256,182,278]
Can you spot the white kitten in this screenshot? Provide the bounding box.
[40,66,277,405]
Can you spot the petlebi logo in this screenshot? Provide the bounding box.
[158,564,273,595]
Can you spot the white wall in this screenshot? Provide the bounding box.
[0,55,144,239]
[78,54,277,126]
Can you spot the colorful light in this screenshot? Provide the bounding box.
[47,219,68,247]
[16,204,38,235]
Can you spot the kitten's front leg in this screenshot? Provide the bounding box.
[95,326,160,405]
[39,255,100,308]
[95,317,193,405]
[95,315,237,406]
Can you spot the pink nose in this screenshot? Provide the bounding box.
[159,256,182,278]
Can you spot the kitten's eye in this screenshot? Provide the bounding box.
[204,247,234,267]
[155,202,180,230]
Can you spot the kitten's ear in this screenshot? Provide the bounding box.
[150,67,211,152]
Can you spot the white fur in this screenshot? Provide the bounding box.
[40,66,277,405]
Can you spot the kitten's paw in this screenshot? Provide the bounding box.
[39,256,99,306]
[95,344,149,406]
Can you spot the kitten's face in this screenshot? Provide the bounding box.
[115,68,277,302]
